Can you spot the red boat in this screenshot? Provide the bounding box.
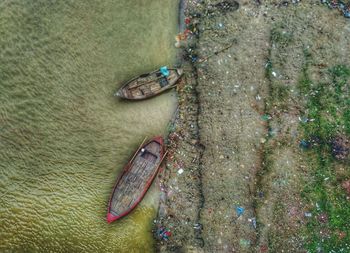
[107,136,166,223]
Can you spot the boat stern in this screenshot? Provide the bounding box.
[114,89,124,98]
[176,68,184,77]
[107,212,120,223]
[176,69,184,76]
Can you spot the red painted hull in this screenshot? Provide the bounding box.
[107,136,164,223]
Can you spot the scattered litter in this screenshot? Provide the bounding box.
[258,191,264,198]
[298,116,315,123]
[239,239,251,247]
[299,139,310,149]
[167,190,174,198]
[208,0,240,15]
[298,116,309,123]
[235,206,245,217]
[193,223,202,230]
[248,217,257,229]
[218,23,224,29]
[344,9,350,18]
[321,0,350,18]
[268,128,278,137]
[178,168,184,174]
[304,212,312,217]
[157,226,171,241]
[260,245,269,252]
[316,202,321,211]
[261,114,271,121]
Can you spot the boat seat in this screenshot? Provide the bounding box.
[159,77,168,88]
[141,150,158,163]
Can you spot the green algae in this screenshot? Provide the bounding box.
[299,61,350,252]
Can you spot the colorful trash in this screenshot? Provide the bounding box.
[235,206,245,217]
[157,226,172,241]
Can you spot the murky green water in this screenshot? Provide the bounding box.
[0,1,179,252]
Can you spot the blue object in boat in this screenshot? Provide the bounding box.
[160,66,169,77]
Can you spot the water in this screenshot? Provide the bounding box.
[0,1,179,252]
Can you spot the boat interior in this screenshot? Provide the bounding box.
[125,70,178,98]
[110,140,162,216]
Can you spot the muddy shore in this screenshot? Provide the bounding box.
[155,0,350,252]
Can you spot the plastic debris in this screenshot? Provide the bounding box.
[299,139,310,149]
[260,245,268,252]
[304,212,312,217]
[268,127,278,137]
[321,0,350,18]
[235,206,245,217]
[184,29,191,36]
[316,202,321,211]
[298,116,309,123]
[239,239,251,247]
[261,114,271,121]
[191,55,198,62]
[258,191,264,198]
[157,226,171,241]
[178,168,184,174]
[193,223,202,230]
[217,23,224,29]
[344,9,350,18]
[248,217,257,229]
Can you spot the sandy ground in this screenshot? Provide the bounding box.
[155,0,350,252]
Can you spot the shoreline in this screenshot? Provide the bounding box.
[154,0,204,251]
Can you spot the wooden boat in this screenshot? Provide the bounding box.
[115,68,183,100]
[107,136,166,223]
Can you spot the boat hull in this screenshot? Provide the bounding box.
[107,136,164,223]
[115,68,183,100]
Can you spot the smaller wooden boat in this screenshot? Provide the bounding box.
[115,68,183,100]
[107,136,166,223]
